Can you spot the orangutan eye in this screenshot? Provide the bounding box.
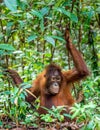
[51,76,56,81]
[57,77,61,81]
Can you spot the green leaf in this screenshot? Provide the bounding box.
[88,11,94,19]
[40,7,49,16]
[21,83,31,89]
[82,11,94,20]
[70,13,78,23]
[54,7,78,23]
[0,121,3,126]
[71,110,80,119]
[6,22,14,36]
[0,44,15,51]
[18,20,25,29]
[17,0,28,10]
[40,19,44,31]
[4,0,17,11]
[0,50,4,55]
[96,7,100,13]
[54,7,70,17]
[27,35,37,42]
[44,36,55,46]
[0,34,4,41]
[31,9,43,19]
[51,36,66,43]
[63,113,72,119]
[62,9,70,17]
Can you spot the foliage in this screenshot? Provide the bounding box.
[40,106,65,122]
[0,0,100,129]
[2,86,28,124]
[71,75,100,130]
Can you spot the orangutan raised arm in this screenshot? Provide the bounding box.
[64,27,89,83]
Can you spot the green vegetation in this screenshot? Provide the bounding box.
[0,0,100,129]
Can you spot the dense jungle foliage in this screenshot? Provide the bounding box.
[0,0,100,130]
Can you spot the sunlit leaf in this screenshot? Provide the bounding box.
[71,110,80,119]
[14,97,18,106]
[87,121,94,129]
[13,50,23,54]
[4,0,17,11]
[63,113,72,119]
[18,20,25,29]
[44,36,55,46]
[96,7,100,13]
[27,35,37,42]
[54,7,70,17]
[54,7,78,23]
[0,44,15,51]
[21,83,31,89]
[51,35,66,43]
[40,7,49,16]
[31,9,43,19]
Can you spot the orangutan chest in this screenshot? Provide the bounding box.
[40,94,66,108]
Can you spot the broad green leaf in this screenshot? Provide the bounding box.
[7,22,13,28]
[54,7,70,17]
[18,20,25,29]
[4,0,17,11]
[6,22,14,36]
[44,36,55,46]
[86,11,94,20]
[0,44,15,51]
[71,110,80,119]
[63,113,72,119]
[31,10,43,19]
[82,11,94,20]
[61,9,70,17]
[54,7,78,23]
[51,36,66,43]
[70,13,78,23]
[27,35,37,42]
[40,7,49,16]
[96,7,100,13]
[21,83,31,89]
